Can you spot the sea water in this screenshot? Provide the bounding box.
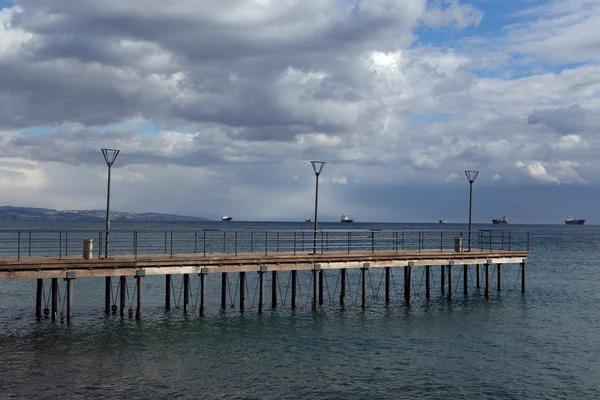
[0,221,599,399]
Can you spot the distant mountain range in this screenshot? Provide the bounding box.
[0,206,210,221]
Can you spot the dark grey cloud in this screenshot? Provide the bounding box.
[527,104,586,134]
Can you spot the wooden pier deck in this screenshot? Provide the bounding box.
[0,228,530,320]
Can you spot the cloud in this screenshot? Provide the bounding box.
[1,0,600,222]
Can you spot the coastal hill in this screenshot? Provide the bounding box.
[0,206,210,221]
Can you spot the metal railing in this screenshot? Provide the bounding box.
[0,229,531,261]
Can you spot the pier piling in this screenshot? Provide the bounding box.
[35,278,42,320]
[183,274,190,313]
[485,262,490,297]
[239,272,245,311]
[165,274,171,310]
[441,265,445,296]
[463,265,468,296]
[51,278,58,321]
[135,271,143,320]
[120,276,126,317]
[362,263,368,309]
[425,265,431,299]
[476,264,481,289]
[221,273,227,309]
[405,264,413,305]
[271,271,277,309]
[385,267,390,304]
[291,270,297,309]
[498,264,503,292]
[313,266,319,311]
[199,271,206,317]
[104,277,111,314]
[521,261,526,293]
[340,269,346,307]
[447,263,453,300]
[318,270,324,305]
[65,273,75,323]
[258,268,265,314]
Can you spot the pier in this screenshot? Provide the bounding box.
[0,228,529,321]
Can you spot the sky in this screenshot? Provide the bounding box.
[0,0,599,223]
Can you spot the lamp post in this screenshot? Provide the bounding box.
[465,170,479,251]
[102,149,120,258]
[311,161,326,254]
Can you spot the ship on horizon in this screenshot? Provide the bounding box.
[565,216,585,225]
[492,216,508,224]
[221,216,233,221]
[439,218,447,224]
[341,213,353,223]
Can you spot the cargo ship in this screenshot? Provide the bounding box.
[221,216,233,221]
[492,216,508,224]
[565,216,585,225]
[439,218,447,224]
[341,213,353,223]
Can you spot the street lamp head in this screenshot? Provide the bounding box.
[311,160,326,176]
[465,170,479,184]
[102,148,120,167]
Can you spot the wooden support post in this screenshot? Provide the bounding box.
[463,265,468,296]
[239,272,245,311]
[271,271,278,309]
[405,264,412,305]
[258,269,265,314]
[120,276,126,317]
[105,276,111,314]
[51,278,58,321]
[403,266,408,298]
[385,267,391,304]
[497,264,503,292]
[183,274,190,313]
[340,269,346,307]
[447,264,453,300]
[65,273,75,323]
[485,263,490,297]
[521,261,526,293]
[136,272,143,320]
[441,265,445,295]
[476,264,481,289]
[312,267,319,311]
[165,274,171,310]
[291,270,297,309]
[199,272,206,317]
[361,264,368,309]
[319,270,324,305]
[221,272,227,309]
[36,278,43,320]
[425,265,431,299]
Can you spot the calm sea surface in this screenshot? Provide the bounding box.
[1,220,599,399]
